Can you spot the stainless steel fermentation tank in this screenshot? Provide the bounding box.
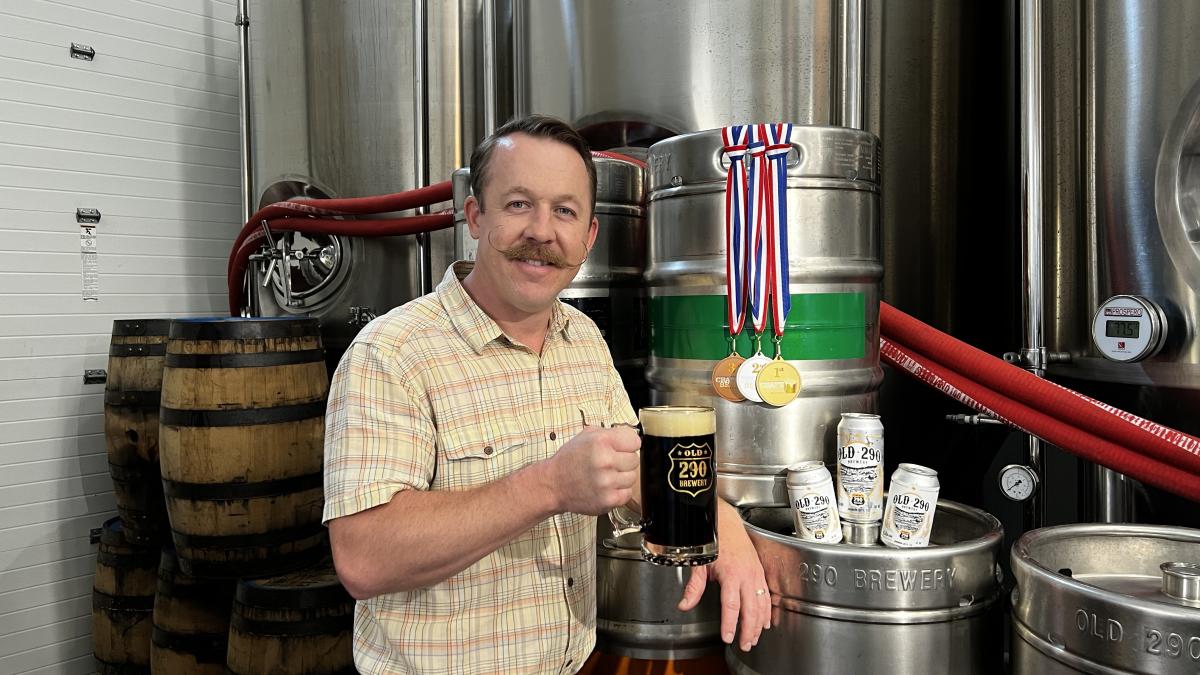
[505,0,1015,508]
[645,128,882,506]
[245,0,465,367]
[732,501,1005,674]
[1011,524,1200,674]
[1039,2,1200,523]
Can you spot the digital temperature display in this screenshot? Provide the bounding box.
[1105,320,1140,339]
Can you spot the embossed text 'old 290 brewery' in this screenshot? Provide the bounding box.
[794,561,959,592]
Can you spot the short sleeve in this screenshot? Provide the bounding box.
[605,365,639,427]
[322,341,435,524]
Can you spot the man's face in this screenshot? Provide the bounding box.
[464,133,598,315]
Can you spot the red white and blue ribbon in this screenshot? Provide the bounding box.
[764,123,793,336]
[722,125,751,337]
[746,125,770,335]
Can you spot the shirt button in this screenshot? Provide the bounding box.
[549,431,557,441]
[567,576,574,587]
[483,445,493,455]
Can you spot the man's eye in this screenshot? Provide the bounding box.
[508,200,530,209]
[555,207,577,217]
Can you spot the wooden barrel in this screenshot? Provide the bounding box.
[159,317,328,578]
[226,563,355,675]
[105,319,171,545]
[93,517,156,674]
[150,547,235,674]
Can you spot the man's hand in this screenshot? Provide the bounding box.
[546,426,640,515]
[676,500,770,652]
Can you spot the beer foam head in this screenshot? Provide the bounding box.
[639,406,715,437]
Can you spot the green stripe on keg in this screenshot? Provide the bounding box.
[651,293,866,361]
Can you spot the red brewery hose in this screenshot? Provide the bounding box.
[227,212,453,315]
[227,181,453,284]
[880,302,1200,475]
[880,336,1200,502]
[591,150,648,168]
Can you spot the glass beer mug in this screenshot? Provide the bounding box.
[609,406,719,566]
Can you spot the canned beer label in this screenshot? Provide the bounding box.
[882,490,936,547]
[837,443,883,521]
[790,489,843,544]
[668,443,714,497]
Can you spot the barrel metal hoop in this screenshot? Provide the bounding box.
[97,549,160,569]
[111,319,172,336]
[230,611,352,637]
[109,343,167,357]
[180,543,326,580]
[151,626,228,663]
[1011,619,1130,675]
[774,591,999,625]
[164,349,324,369]
[104,390,162,408]
[92,589,155,611]
[159,400,326,427]
[172,522,325,549]
[162,472,322,500]
[168,318,320,340]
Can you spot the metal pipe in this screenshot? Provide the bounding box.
[482,0,498,135]
[838,0,866,130]
[236,0,253,226]
[413,0,432,294]
[1020,0,1047,529]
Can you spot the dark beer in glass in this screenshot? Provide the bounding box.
[638,406,718,566]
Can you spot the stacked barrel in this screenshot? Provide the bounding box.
[94,317,354,674]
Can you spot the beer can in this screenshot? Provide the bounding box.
[785,461,843,544]
[836,413,884,522]
[881,463,940,548]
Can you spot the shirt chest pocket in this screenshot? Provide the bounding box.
[437,417,530,488]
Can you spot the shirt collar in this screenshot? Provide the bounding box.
[438,261,577,354]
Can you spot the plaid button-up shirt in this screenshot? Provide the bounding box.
[323,262,636,675]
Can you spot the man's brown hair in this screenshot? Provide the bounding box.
[469,114,597,218]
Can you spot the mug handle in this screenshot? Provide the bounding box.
[608,503,643,538]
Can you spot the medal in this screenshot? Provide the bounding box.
[711,352,746,402]
[753,123,800,407]
[757,335,801,407]
[736,335,772,402]
[711,125,752,401]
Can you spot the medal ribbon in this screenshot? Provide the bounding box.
[746,125,770,335]
[764,123,793,338]
[721,125,751,337]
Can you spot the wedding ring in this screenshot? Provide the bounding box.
[755,588,766,596]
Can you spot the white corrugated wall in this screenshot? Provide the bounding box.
[0,1,241,672]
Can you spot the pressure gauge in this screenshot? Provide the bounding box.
[1092,295,1168,363]
[999,464,1039,502]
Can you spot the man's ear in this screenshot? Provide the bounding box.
[585,216,599,251]
[464,195,482,241]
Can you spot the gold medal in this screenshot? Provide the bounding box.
[756,356,801,407]
[711,353,746,402]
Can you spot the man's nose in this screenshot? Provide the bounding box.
[520,203,556,242]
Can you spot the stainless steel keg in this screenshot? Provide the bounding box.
[646,127,883,506]
[1011,524,1200,674]
[730,500,1004,674]
[452,156,649,406]
[595,519,722,660]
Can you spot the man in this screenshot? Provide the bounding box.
[323,115,770,675]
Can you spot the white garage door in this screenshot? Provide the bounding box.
[0,1,241,672]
